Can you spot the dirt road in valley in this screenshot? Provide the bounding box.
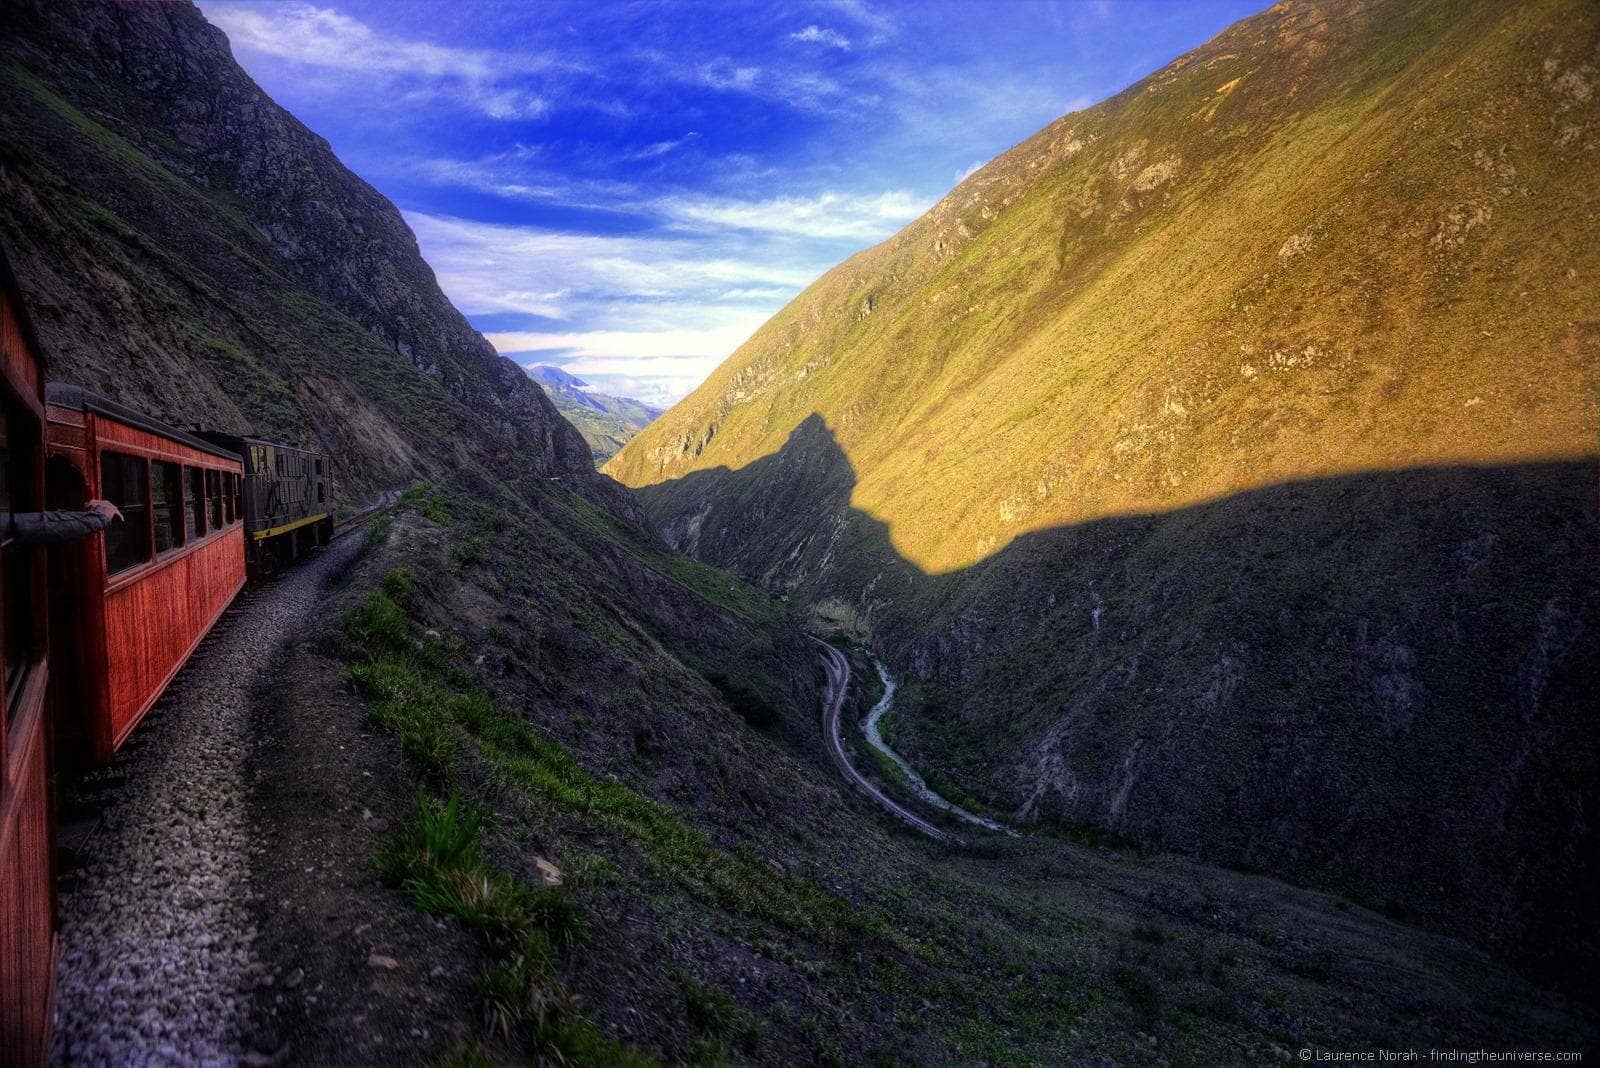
[810,638,949,841]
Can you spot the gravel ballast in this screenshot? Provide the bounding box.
[52,534,363,1066]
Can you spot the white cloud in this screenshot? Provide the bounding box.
[201,2,565,120]
[206,3,492,78]
[698,58,762,92]
[876,63,1072,151]
[658,189,929,240]
[405,150,926,246]
[680,56,846,111]
[550,372,694,406]
[464,86,550,120]
[822,0,896,46]
[719,286,796,300]
[409,212,818,310]
[496,316,768,368]
[405,148,640,208]
[624,132,701,161]
[405,211,817,395]
[954,160,984,184]
[790,25,851,51]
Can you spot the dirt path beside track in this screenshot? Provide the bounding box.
[51,532,364,1066]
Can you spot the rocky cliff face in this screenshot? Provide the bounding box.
[0,0,596,498]
[609,0,1600,995]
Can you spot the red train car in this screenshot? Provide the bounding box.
[2,249,258,1058]
[0,257,57,1064]
[44,385,246,766]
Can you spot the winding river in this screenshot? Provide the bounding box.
[861,655,1018,837]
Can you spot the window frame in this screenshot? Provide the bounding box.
[185,464,205,542]
[100,449,154,578]
[205,468,222,529]
[97,450,242,593]
[1,395,46,731]
[151,459,184,556]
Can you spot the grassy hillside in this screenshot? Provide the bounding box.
[612,0,1596,555]
[308,484,1597,1062]
[609,0,1600,995]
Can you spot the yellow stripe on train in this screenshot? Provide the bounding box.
[250,513,331,540]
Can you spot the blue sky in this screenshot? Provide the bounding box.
[199,0,1263,404]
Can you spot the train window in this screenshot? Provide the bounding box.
[206,469,223,529]
[231,473,242,524]
[315,458,323,477]
[186,466,205,539]
[152,461,183,554]
[101,451,152,576]
[222,472,234,524]
[1,401,40,720]
[317,481,325,504]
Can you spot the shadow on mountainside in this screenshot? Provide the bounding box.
[631,414,1600,1003]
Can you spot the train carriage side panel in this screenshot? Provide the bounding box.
[101,530,243,751]
[44,387,245,764]
[0,671,53,1067]
[90,416,245,753]
[39,403,112,769]
[0,256,56,1066]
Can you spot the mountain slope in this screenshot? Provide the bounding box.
[0,0,597,499]
[608,0,1600,994]
[528,364,664,464]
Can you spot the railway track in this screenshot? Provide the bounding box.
[54,482,394,875]
[56,584,270,866]
[46,483,408,1058]
[331,488,400,539]
[810,637,952,841]
[63,486,393,829]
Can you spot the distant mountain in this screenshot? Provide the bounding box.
[527,362,589,392]
[609,0,1600,995]
[527,364,664,464]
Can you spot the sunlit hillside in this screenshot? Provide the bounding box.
[608,0,1600,998]
[610,0,1597,575]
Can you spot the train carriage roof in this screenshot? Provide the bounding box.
[193,429,323,458]
[45,383,242,464]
